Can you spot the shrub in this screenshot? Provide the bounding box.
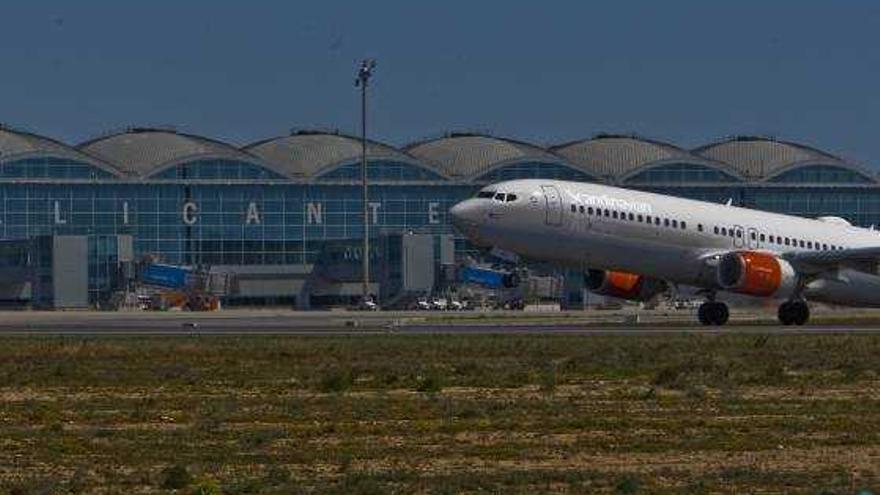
[160,464,193,490]
[191,479,221,495]
[416,371,444,393]
[539,361,558,394]
[615,474,641,494]
[319,368,353,393]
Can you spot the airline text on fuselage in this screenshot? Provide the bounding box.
[577,193,653,215]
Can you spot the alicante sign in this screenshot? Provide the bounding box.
[49,200,445,225]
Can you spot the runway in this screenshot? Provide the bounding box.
[0,310,878,335]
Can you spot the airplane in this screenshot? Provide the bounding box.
[449,179,880,326]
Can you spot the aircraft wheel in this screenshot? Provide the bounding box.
[698,301,729,326]
[793,301,810,326]
[777,302,793,325]
[698,302,711,326]
[778,301,809,326]
[710,302,729,326]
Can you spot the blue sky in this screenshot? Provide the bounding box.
[1,1,880,164]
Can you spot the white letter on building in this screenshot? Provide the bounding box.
[368,202,381,224]
[182,201,198,225]
[307,202,323,224]
[54,201,67,225]
[428,202,440,224]
[122,201,130,225]
[246,202,261,225]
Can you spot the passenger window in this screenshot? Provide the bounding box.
[799,240,805,248]
[604,209,610,217]
[823,243,828,250]
[769,235,774,243]
[750,232,756,240]
[698,224,703,232]
[736,230,742,238]
[646,215,652,224]
[714,226,719,235]
[760,233,765,242]
[664,218,670,227]
[681,221,686,229]
[579,205,585,214]
[807,241,813,249]
[671,220,678,228]
[721,227,727,236]
[655,218,661,226]
[729,230,735,238]
[785,238,790,246]
[612,211,618,219]
[637,215,643,223]
[587,207,594,215]
[628,213,634,221]
[570,204,576,213]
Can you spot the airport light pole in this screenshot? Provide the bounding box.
[356,59,376,303]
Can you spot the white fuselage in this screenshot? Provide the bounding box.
[449,179,880,305]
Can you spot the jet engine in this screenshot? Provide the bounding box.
[585,269,666,302]
[717,251,797,298]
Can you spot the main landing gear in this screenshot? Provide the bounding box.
[698,300,729,326]
[778,300,809,326]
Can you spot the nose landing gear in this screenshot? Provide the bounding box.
[778,300,809,326]
[698,301,729,326]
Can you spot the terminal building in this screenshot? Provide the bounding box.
[0,125,876,309]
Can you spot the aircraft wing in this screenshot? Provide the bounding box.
[782,247,880,274]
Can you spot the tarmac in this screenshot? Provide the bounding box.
[0,309,878,335]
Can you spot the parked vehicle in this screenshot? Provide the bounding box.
[412,298,432,311]
[448,299,467,311]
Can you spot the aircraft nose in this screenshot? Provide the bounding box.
[449,199,484,239]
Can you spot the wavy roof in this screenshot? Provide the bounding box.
[0,126,123,176]
[79,128,273,178]
[693,136,850,179]
[246,131,443,179]
[406,133,581,180]
[550,134,725,179]
[0,125,870,184]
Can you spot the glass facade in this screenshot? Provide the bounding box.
[88,235,121,303]
[151,159,285,180]
[475,161,594,183]
[316,160,446,182]
[624,163,740,185]
[0,173,473,269]
[1,158,114,179]
[767,164,872,184]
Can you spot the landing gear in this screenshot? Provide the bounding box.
[778,300,809,326]
[698,301,729,326]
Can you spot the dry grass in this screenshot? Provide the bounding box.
[0,333,877,493]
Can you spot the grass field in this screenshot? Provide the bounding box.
[0,333,878,494]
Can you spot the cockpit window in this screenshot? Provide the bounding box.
[506,194,517,202]
[493,193,505,201]
[476,190,495,198]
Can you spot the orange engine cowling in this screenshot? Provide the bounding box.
[717,251,797,298]
[586,269,666,302]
